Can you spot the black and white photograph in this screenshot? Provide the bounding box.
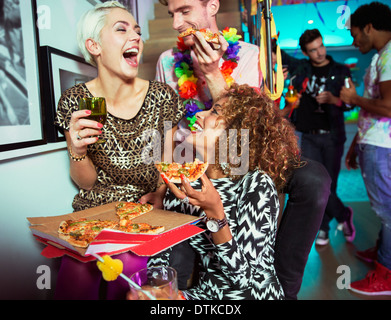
[0,0,43,151]
[40,46,97,142]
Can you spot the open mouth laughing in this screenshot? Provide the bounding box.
[123,47,139,67]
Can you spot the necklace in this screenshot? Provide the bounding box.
[173,27,241,131]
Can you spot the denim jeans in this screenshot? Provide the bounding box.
[357,143,391,270]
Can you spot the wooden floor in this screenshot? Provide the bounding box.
[297,200,390,300]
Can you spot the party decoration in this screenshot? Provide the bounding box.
[97,255,123,281]
[174,28,242,131]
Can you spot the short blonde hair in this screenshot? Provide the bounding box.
[77,1,128,66]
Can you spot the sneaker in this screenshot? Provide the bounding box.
[315,230,329,246]
[338,207,356,242]
[356,245,378,263]
[350,262,391,296]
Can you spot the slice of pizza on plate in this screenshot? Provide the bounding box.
[58,218,118,248]
[118,221,165,234]
[115,202,154,226]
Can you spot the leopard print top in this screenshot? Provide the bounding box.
[55,81,185,212]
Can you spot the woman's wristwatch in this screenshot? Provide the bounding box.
[204,216,228,233]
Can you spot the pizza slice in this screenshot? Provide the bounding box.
[119,222,165,234]
[199,28,220,44]
[155,159,208,184]
[58,218,118,248]
[115,202,154,223]
[179,27,220,49]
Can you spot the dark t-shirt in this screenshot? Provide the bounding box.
[294,63,331,132]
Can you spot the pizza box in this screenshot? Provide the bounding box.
[28,202,205,261]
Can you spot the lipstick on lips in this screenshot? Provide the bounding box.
[191,121,203,134]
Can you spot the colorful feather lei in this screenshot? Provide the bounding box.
[174,27,242,131]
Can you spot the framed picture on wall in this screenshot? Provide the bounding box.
[0,0,45,152]
[40,46,97,142]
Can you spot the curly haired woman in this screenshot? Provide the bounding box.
[147,83,301,300]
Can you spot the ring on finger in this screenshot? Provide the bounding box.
[180,196,189,204]
[76,132,82,140]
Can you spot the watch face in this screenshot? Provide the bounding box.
[206,220,220,232]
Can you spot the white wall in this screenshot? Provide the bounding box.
[0,148,77,299]
[0,0,156,300]
[37,0,94,56]
[137,0,159,41]
[0,0,94,300]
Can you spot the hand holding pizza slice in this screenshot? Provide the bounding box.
[155,159,208,184]
[179,27,221,50]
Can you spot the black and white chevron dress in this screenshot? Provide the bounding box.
[148,169,285,300]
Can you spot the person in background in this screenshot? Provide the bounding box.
[53,1,184,299]
[149,83,300,300]
[340,1,391,297]
[146,0,331,300]
[270,37,300,118]
[282,29,355,246]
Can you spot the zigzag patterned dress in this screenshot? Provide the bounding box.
[148,170,285,300]
[54,81,184,212]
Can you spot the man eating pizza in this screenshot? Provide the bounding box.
[139,0,332,300]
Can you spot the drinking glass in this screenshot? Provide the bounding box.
[129,266,178,300]
[79,97,107,143]
[314,86,325,113]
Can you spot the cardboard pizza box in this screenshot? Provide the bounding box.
[28,202,205,261]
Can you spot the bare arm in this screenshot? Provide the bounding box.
[316,91,341,106]
[163,174,232,245]
[340,78,391,118]
[345,132,359,170]
[66,109,102,190]
[138,125,178,207]
[65,131,97,190]
[192,32,229,101]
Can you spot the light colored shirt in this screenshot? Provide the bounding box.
[358,40,391,148]
[155,40,263,103]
